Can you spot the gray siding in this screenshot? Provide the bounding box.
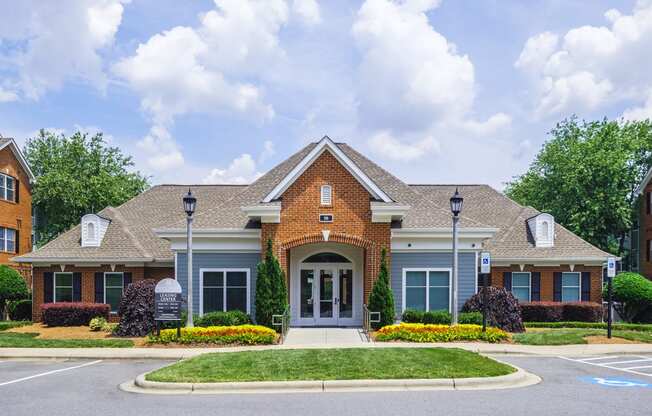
[176,252,261,318]
[391,252,476,317]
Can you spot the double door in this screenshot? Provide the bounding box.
[299,265,353,326]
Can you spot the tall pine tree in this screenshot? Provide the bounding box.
[367,248,395,329]
[255,239,288,329]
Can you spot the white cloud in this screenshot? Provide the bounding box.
[368,131,440,161]
[623,90,652,120]
[137,125,184,171]
[292,0,321,26]
[458,113,513,136]
[258,140,276,163]
[0,0,126,100]
[515,0,652,118]
[0,87,18,103]
[203,153,263,184]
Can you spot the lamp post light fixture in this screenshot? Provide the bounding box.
[450,188,464,325]
[183,189,197,328]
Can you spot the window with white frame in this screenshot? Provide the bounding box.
[201,269,249,314]
[403,269,451,312]
[561,272,581,301]
[511,272,531,302]
[320,185,332,206]
[0,173,15,202]
[0,227,16,253]
[54,272,73,302]
[104,272,124,312]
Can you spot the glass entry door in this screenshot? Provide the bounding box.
[299,266,354,326]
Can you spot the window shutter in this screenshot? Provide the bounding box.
[123,272,132,289]
[14,229,19,254]
[73,272,82,302]
[94,272,104,303]
[553,272,562,301]
[14,178,19,203]
[581,272,591,302]
[44,272,54,303]
[648,240,651,262]
[503,272,512,291]
[647,192,651,215]
[531,272,541,301]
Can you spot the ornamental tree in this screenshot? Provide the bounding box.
[605,272,652,323]
[255,239,288,329]
[368,248,395,329]
[0,265,29,320]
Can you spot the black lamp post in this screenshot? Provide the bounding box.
[450,188,463,325]
[183,189,197,327]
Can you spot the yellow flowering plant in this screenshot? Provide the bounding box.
[375,323,509,343]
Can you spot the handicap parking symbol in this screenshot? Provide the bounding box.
[580,377,651,388]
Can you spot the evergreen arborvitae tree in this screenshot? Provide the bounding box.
[255,239,288,329]
[367,248,395,329]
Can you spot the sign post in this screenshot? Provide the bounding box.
[154,278,183,338]
[607,257,616,339]
[480,252,491,333]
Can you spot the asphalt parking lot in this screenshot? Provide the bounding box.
[1,355,651,416]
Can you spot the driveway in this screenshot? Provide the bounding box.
[1,356,651,416]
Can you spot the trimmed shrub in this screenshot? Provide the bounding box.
[422,310,451,324]
[255,239,288,329]
[8,299,32,321]
[41,303,110,326]
[368,249,395,329]
[520,302,564,322]
[149,325,277,345]
[562,302,602,322]
[401,309,424,323]
[462,287,524,333]
[605,272,652,323]
[195,310,251,327]
[89,316,108,331]
[114,279,156,337]
[375,323,508,343]
[459,311,483,325]
[0,265,29,318]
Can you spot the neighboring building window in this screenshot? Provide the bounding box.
[403,269,451,312]
[0,227,16,253]
[320,185,332,206]
[0,173,15,202]
[512,272,531,302]
[647,192,651,215]
[561,272,581,302]
[104,272,124,313]
[54,272,74,302]
[201,269,249,314]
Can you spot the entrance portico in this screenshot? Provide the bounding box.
[289,243,364,327]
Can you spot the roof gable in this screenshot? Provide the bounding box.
[262,136,393,203]
[636,165,652,196]
[0,138,35,182]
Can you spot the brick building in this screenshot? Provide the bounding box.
[16,137,611,324]
[0,137,34,285]
[632,168,652,280]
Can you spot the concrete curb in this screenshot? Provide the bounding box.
[120,365,541,395]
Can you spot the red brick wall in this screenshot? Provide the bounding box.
[640,183,652,280]
[0,146,33,286]
[261,150,391,301]
[491,264,603,302]
[32,265,172,321]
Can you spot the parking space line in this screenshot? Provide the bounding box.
[600,359,652,366]
[623,365,652,370]
[0,360,103,387]
[577,356,622,361]
[559,356,652,379]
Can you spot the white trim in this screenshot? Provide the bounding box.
[492,256,614,267]
[561,271,581,302]
[198,268,251,315]
[103,271,124,313]
[370,203,411,223]
[401,268,452,313]
[474,251,478,294]
[320,184,332,206]
[0,138,35,182]
[155,228,261,239]
[511,271,532,302]
[53,272,73,303]
[240,205,281,223]
[263,136,393,203]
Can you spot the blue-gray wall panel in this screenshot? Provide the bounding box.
[176,252,261,318]
[390,252,476,317]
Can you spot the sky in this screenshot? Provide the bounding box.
[1,0,651,189]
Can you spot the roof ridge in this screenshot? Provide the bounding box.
[104,207,152,258]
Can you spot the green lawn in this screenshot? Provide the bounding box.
[146,348,515,383]
[512,328,652,345]
[524,322,652,332]
[0,332,134,348]
[0,321,31,331]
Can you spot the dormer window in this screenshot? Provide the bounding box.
[527,213,555,248]
[81,214,110,247]
[321,185,332,206]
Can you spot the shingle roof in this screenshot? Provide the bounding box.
[16,140,610,263]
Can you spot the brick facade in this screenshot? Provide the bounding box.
[639,183,652,280]
[32,265,172,321]
[491,264,603,302]
[261,151,391,302]
[0,145,32,285]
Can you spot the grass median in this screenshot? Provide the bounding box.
[512,328,652,345]
[0,332,134,348]
[146,348,515,383]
